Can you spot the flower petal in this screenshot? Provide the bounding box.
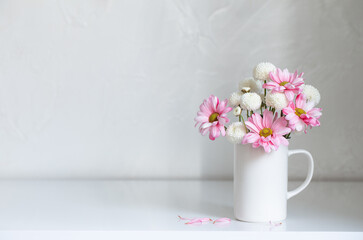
[292,78,304,86]
[213,218,231,224]
[262,109,273,128]
[219,125,226,136]
[242,133,260,144]
[194,116,208,123]
[252,142,260,148]
[279,136,289,146]
[211,95,219,112]
[251,113,263,131]
[221,106,233,114]
[295,93,306,108]
[245,121,260,134]
[263,82,279,90]
[200,128,209,136]
[305,101,315,112]
[185,219,203,225]
[308,108,322,118]
[263,143,271,153]
[284,90,295,102]
[217,99,227,113]
[294,120,306,132]
[200,122,212,129]
[200,103,212,116]
[209,126,218,140]
[272,117,291,135]
[285,114,299,124]
[282,107,294,116]
[271,136,280,146]
[218,116,227,125]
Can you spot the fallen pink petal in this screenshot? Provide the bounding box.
[185,219,203,225]
[179,216,211,221]
[178,215,194,221]
[213,218,231,224]
[179,215,230,225]
[269,221,283,226]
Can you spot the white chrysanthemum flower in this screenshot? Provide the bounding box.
[302,84,321,106]
[241,92,262,111]
[265,92,289,110]
[229,92,243,107]
[233,106,242,116]
[253,62,276,81]
[226,122,246,144]
[238,77,263,95]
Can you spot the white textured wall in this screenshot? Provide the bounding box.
[0,0,362,180]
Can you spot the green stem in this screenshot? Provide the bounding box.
[239,115,242,122]
[264,80,267,97]
[240,114,247,132]
[264,80,267,110]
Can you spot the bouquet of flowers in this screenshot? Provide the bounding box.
[194,62,322,153]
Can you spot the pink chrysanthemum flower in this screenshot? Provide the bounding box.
[194,95,232,141]
[242,109,291,153]
[283,93,322,132]
[263,68,304,101]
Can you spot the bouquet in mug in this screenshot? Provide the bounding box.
[194,62,322,153]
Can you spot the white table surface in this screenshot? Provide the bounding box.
[0,180,362,240]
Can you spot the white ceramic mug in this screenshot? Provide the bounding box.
[234,144,314,222]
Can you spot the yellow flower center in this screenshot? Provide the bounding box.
[280,81,289,86]
[295,108,306,117]
[259,128,273,137]
[209,112,219,122]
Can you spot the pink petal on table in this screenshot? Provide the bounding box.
[269,221,282,226]
[198,218,213,222]
[213,218,231,224]
[185,218,212,225]
[178,215,194,221]
[185,219,203,225]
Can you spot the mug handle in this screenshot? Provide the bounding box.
[287,149,314,200]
